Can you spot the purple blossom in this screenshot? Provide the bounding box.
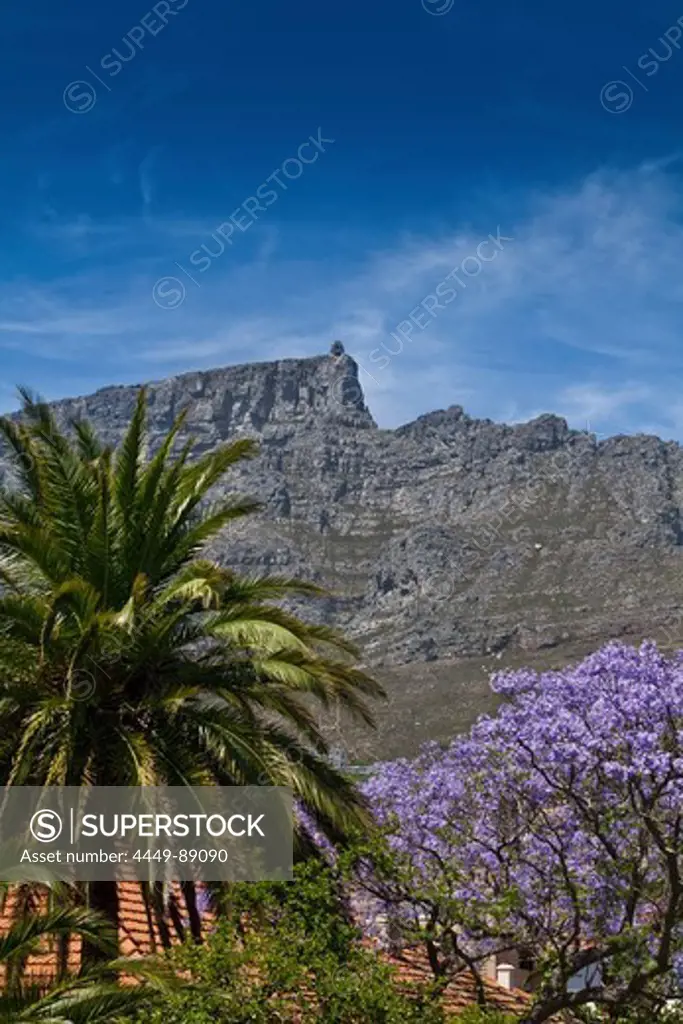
[359,641,683,1020]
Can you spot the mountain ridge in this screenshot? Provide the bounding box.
[3,345,683,758]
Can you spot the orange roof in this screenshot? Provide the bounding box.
[0,881,207,986]
[0,883,533,1017]
[381,945,532,1017]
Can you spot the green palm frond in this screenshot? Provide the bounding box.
[113,390,147,519]
[70,419,104,463]
[0,905,117,965]
[173,436,259,511]
[0,936,177,1023]
[0,387,383,860]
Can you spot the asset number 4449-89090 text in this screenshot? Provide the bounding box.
[133,849,230,863]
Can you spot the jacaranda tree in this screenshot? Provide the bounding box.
[0,390,382,942]
[360,642,683,1023]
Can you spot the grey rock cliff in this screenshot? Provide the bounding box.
[4,348,683,757]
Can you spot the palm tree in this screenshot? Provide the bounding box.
[0,389,383,938]
[0,882,173,1022]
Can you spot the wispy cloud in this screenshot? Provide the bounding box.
[3,162,683,440]
[138,147,161,214]
[555,383,654,426]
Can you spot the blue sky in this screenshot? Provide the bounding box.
[3,0,683,437]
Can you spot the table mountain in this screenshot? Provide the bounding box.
[4,344,683,758]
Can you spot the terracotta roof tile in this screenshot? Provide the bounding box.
[0,885,546,1017]
[381,946,532,1017]
[0,881,212,985]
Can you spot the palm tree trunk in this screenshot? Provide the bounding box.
[150,882,173,950]
[82,880,119,969]
[168,892,186,943]
[181,880,203,943]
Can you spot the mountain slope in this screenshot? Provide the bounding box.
[3,346,683,758]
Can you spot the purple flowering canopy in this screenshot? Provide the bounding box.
[360,642,683,1023]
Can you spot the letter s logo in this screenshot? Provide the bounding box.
[30,809,63,843]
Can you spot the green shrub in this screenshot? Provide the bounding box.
[450,1009,519,1024]
[123,861,445,1024]
[454,1011,518,1019]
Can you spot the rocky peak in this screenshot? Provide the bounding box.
[27,350,377,452]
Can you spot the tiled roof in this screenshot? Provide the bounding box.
[381,946,532,1017]
[118,881,170,957]
[0,886,82,987]
[0,881,206,986]
[0,884,535,1017]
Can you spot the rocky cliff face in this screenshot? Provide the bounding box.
[4,346,683,758]
[39,351,375,447]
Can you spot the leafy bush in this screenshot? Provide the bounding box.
[451,1011,519,1024]
[124,860,445,1024]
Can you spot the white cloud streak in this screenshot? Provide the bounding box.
[2,163,683,439]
